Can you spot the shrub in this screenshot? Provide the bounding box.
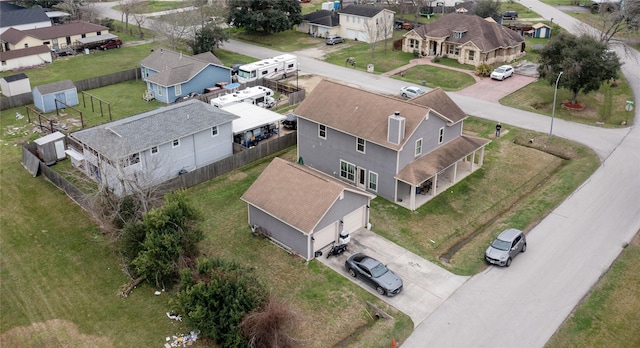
[476,63,493,77]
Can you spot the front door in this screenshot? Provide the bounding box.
[357,167,366,189]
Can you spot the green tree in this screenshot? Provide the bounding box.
[537,32,621,105]
[189,24,230,54]
[172,258,268,347]
[472,0,501,19]
[228,0,302,34]
[120,190,203,288]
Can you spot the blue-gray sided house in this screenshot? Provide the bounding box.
[68,99,238,196]
[140,48,232,103]
[241,157,374,261]
[32,80,78,113]
[294,80,490,211]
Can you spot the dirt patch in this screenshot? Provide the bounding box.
[0,319,113,348]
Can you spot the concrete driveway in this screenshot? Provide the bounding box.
[456,74,538,103]
[317,228,468,328]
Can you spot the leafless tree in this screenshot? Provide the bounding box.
[379,10,395,54]
[577,0,640,59]
[119,0,142,33]
[132,13,147,39]
[363,18,382,58]
[241,296,302,348]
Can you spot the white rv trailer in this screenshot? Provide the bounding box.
[236,54,297,83]
[210,86,275,109]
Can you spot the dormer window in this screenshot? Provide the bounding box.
[453,31,466,39]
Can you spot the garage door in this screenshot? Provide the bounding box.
[313,221,337,252]
[343,206,366,234]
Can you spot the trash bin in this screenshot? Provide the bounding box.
[84,48,90,55]
[421,80,426,86]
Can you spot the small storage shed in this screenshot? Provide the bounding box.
[241,157,375,261]
[0,73,31,96]
[34,131,66,165]
[531,23,551,38]
[33,80,78,113]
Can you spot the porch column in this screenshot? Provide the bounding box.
[452,162,458,183]
[432,174,439,196]
[470,151,476,171]
[410,185,417,211]
[478,147,485,166]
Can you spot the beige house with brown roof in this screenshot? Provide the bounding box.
[402,13,524,67]
[294,80,490,211]
[241,157,374,260]
[0,22,112,53]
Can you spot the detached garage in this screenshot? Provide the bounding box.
[241,157,375,261]
[33,79,78,113]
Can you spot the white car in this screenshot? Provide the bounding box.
[490,65,514,80]
[400,86,426,98]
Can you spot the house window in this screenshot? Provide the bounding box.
[211,126,218,137]
[24,43,29,48]
[151,146,158,155]
[157,85,162,96]
[172,139,180,148]
[454,31,464,39]
[175,84,182,96]
[369,171,378,192]
[415,138,423,156]
[318,124,326,139]
[129,153,140,165]
[81,34,86,38]
[448,45,460,56]
[468,50,475,61]
[410,39,418,48]
[356,138,365,153]
[340,160,356,182]
[438,127,444,144]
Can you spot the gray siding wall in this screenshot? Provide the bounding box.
[248,205,308,257]
[397,114,463,171]
[298,118,399,201]
[317,191,369,232]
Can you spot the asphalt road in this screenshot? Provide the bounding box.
[92,2,640,346]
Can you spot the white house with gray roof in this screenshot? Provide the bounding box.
[68,99,238,195]
[140,48,232,104]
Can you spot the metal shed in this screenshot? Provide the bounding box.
[32,80,78,113]
[34,131,66,165]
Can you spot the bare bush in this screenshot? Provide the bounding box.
[241,296,302,348]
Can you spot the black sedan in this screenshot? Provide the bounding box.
[345,253,403,296]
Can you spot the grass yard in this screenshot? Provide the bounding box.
[545,232,640,348]
[113,1,188,14]
[501,77,634,127]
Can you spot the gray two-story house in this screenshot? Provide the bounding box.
[68,100,238,196]
[294,80,490,211]
[140,48,232,103]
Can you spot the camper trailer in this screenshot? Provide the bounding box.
[210,86,276,109]
[236,54,297,83]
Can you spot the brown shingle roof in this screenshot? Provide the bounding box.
[0,45,51,60]
[21,22,109,40]
[410,88,467,124]
[0,28,28,44]
[34,79,76,95]
[395,135,490,185]
[241,157,372,234]
[294,79,431,151]
[411,13,523,52]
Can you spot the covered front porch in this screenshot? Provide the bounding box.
[394,135,490,211]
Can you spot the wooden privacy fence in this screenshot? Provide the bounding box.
[22,132,297,217]
[1,68,140,111]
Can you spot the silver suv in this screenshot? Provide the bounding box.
[485,228,526,267]
[325,35,344,45]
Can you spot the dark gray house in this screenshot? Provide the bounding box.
[140,48,232,104]
[294,80,490,211]
[241,157,374,260]
[68,99,238,196]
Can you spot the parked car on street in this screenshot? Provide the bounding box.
[325,35,344,45]
[485,228,527,267]
[345,253,403,296]
[490,65,514,80]
[100,39,123,50]
[400,85,426,98]
[502,11,519,20]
